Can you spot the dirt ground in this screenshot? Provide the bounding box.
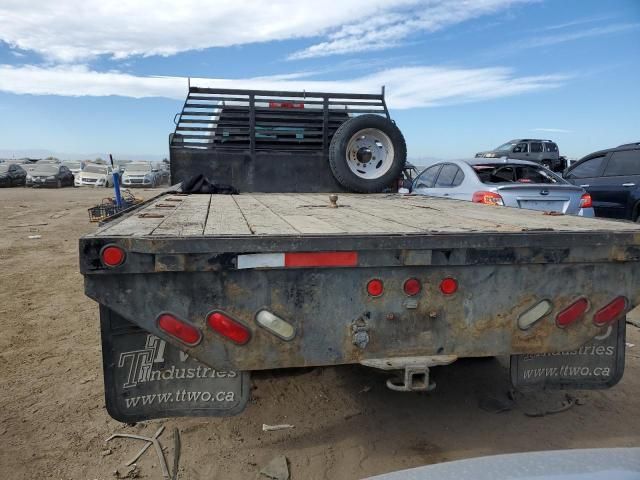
[1,187,639,480]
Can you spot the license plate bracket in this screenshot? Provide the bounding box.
[511,317,626,390]
[100,306,250,422]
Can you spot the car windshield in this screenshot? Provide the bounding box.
[495,142,516,151]
[63,161,81,169]
[84,165,108,174]
[126,163,151,173]
[473,164,565,184]
[0,164,10,173]
[31,165,59,175]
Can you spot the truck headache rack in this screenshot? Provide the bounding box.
[171,86,390,152]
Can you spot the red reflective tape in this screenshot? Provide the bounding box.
[284,251,358,268]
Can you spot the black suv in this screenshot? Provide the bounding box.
[475,139,565,171]
[564,142,640,221]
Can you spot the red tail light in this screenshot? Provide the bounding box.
[403,278,422,296]
[580,193,592,208]
[100,245,126,267]
[207,311,251,345]
[593,296,628,326]
[269,101,304,109]
[556,298,589,327]
[367,279,384,297]
[157,313,202,346]
[472,191,504,206]
[440,277,458,295]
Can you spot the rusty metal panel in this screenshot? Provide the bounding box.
[85,260,640,371]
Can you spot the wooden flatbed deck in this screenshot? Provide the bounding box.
[90,192,640,238]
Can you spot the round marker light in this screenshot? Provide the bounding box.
[403,278,422,296]
[367,279,384,297]
[101,245,126,267]
[440,277,458,295]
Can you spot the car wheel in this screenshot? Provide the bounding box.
[328,114,407,193]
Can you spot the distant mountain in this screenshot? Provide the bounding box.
[0,149,165,162]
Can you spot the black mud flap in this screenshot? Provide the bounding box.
[100,306,250,422]
[511,317,626,390]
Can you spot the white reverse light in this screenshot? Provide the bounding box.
[255,310,295,341]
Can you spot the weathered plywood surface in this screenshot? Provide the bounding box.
[204,195,252,235]
[95,192,640,238]
[152,194,211,236]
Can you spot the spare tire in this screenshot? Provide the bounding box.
[329,114,407,193]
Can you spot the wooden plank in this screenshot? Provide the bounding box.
[398,195,634,232]
[93,192,640,239]
[152,195,211,236]
[233,194,300,235]
[339,194,513,233]
[253,194,345,234]
[96,196,185,237]
[204,195,252,235]
[291,194,423,234]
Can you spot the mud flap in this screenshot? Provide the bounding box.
[511,317,626,390]
[100,306,250,422]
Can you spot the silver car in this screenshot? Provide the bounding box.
[412,158,594,217]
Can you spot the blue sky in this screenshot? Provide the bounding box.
[0,0,638,161]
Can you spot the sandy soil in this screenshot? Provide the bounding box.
[1,187,639,480]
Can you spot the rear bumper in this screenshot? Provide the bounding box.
[578,207,595,217]
[82,244,640,371]
[26,179,58,187]
[122,178,152,187]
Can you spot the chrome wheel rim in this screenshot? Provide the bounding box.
[345,128,395,180]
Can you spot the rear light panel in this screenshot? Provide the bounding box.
[367,279,384,297]
[157,313,202,346]
[256,310,296,340]
[207,311,251,345]
[556,298,589,328]
[472,191,504,206]
[100,244,126,267]
[518,300,553,330]
[593,296,628,326]
[580,193,592,208]
[439,277,458,295]
[403,278,422,296]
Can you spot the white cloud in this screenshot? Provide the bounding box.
[522,23,639,49]
[532,128,572,133]
[0,64,567,108]
[0,0,526,62]
[0,0,412,62]
[290,0,530,59]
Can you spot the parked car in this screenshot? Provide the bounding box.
[475,139,565,171]
[564,142,640,221]
[412,158,593,216]
[369,448,640,480]
[75,164,115,187]
[62,160,83,177]
[0,163,27,187]
[26,164,74,188]
[121,162,161,187]
[25,159,61,172]
[157,164,171,185]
